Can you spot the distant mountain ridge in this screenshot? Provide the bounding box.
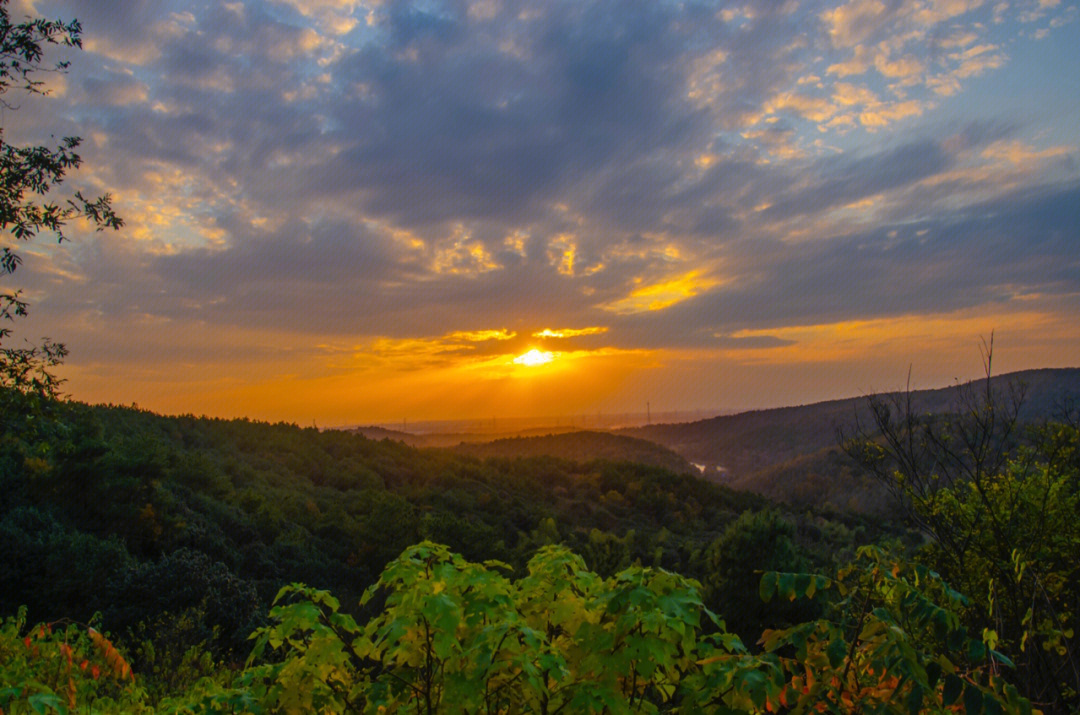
[351,368,1079,512]
[348,424,583,448]
[620,367,1080,481]
[349,426,696,474]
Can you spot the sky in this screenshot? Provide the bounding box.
[4,0,1079,425]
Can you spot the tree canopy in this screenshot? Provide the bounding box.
[843,351,1080,710]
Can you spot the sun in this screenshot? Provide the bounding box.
[513,348,554,367]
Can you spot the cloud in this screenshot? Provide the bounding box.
[671,182,1080,337]
[73,2,195,66]
[763,92,838,123]
[602,271,721,316]
[270,0,363,35]
[873,51,925,79]
[827,44,873,77]
[759,139,952,221]
[449,328,517,341]
[822,0,888,48]
[859,98,926,127]
[80,74,150,106]
[6,0,1077,419]
[534,327,608,338]
[833,81,880,106]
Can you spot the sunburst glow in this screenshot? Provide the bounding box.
[513,349,555,367]
[14,0,1077,425]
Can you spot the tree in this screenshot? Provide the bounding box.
[0,0,122,397]
[702,509,813,642]
[841,342,1080,712]
[228,542,1034,713]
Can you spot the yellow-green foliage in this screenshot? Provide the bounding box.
[234,543,1033,714]
[1,543,1039,714]
[0,608,150,713]
[853,412,1080,709]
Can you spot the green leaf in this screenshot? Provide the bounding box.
[27,693,64,714]
[906,684,924,715]
[968,637,986,662]
[777,572,795,600]
[739,669,769,709]
[925,660,942,688]
[826,635,847,669]
[793,573,812,599]
[988,649,1015,669]
[759,572,777,603]
[943,673,964,705]
[982,627,999,651]
[963,683,984,715]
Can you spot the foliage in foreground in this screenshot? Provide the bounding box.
[844,362,1080,710]
[3,542,1033,714]
[0,608,150,713]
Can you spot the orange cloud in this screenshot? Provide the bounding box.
[533,327,608,338]
[721,307,1077,366]
[603,271,719,315]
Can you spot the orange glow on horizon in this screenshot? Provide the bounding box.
[50,303,1078,426]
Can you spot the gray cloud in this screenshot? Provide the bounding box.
[616,181,1080,351]
[9,0,1078,401]
[761,140,952,221]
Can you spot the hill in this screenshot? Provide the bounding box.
[728,446,891,515]
[349,424,583,448]
[448,430,696,474]
[621,367,1080,481]
[348,425,430,446]
[12,393,908,659]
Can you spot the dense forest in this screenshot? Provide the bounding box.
[0,389,885,653]
[3,371,1079,712]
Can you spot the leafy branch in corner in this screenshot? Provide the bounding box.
[0,0,123,397]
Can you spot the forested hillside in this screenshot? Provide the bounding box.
[1,390,896,655]
[448,431,696,475]
[624,367,1080,480]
